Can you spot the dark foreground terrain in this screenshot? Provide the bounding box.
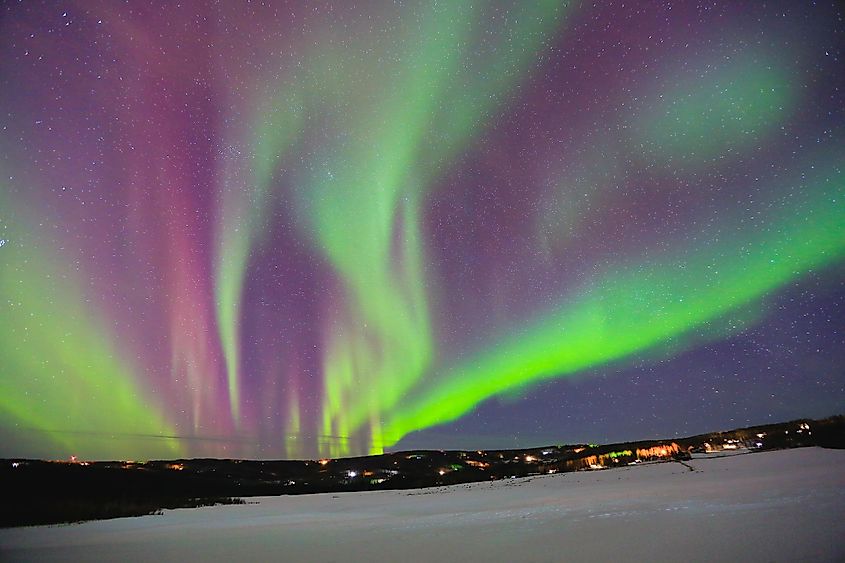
[3,448,844,562]
[2,415,842,527]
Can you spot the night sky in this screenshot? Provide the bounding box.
[1,1,843,460]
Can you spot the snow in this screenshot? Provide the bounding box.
[2,447,844,562]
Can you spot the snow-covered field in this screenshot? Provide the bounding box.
[2,447,843,562]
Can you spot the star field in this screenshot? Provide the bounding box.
[0,1,843,459]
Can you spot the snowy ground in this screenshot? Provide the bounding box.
[1,447,843,562]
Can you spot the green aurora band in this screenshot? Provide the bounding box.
[634,51,794,167]
[0,187,182,459]
[294,0,572,456]
[214,85,303,423]
[382,158,844,448]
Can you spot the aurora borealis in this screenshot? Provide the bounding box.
[1,1,843,460]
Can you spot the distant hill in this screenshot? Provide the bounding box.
[2,415,842,527]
